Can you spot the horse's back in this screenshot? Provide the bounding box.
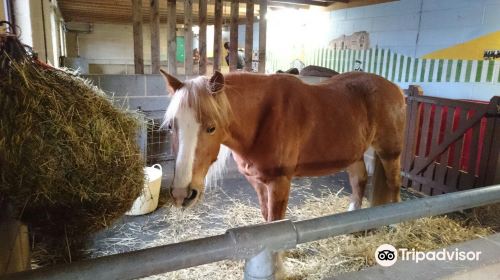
[293,72,405,176]
[331,72,406,157]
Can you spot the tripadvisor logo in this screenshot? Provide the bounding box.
[375,244,482,267]
[375,244,398,267]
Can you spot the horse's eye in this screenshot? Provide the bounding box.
[166,123,173,133]
[206,126,216,134]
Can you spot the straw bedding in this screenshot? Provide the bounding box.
[0,31,144,261]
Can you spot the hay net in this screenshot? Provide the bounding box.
[0,24,145,263]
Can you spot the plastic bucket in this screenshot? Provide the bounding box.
[126,164,163,215]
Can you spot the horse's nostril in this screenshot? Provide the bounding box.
[187,189,197,200]
[182,189,198,207]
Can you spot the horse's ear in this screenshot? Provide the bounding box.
[160,69,183,95]
[208,71,224,95]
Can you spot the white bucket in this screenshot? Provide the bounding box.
[126,164,163,216]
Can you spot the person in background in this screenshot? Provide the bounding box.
[224,42,245,70]
[193,48,200,65]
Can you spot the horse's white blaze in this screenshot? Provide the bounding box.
[163,83,202,190]
[172,106,200,190]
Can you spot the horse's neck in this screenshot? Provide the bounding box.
[221,77,265,156]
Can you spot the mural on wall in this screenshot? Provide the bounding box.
[268,44,500,87]
[423,31,500,61]
[483,50,500,60]
[266,3,500,94]
[328,31,370,51]
[268,28,500,86]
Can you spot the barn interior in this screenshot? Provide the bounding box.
[1,0,500,279]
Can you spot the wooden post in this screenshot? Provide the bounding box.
[167,0,177,75]
[472,96,500,230]
[132,0,144,74]
[213,0,223,72]
[198,0,207,75]
[150,0,160,74]
[258,0,267,73]
[0,203,30,275]
[184,0,193,75]
[229,0,239,72]
[483,96,500,186]
[401,85,424,189]
[244,0,254,72]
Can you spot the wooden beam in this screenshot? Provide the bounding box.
[270,0,343,6]
[229,0,239,72]
[213,0,223,72]
[0,202,30,275]
[150,0,160,74]
[63,12,233,25]
[327,0,395,10]
[244,0,254,72]
[184,0,193,75]
[132,0,144,74]
[258,0,267,73]
[167,0,177,74]
[59,1,258,25]
[198,0,207,75]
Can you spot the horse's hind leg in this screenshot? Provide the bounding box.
[380,155,402,203]
[347,159,368,211]
[371,152,402,206]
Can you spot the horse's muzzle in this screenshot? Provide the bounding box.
[170,186,199,207]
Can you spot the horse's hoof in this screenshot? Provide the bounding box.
[348,202,360,211]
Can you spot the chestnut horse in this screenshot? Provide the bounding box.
[161,70,406,222]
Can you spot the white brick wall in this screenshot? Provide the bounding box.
[329,0,500,58]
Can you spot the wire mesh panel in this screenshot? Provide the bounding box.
[139,110,175,184]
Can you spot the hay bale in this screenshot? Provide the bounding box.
[0,31,144,262]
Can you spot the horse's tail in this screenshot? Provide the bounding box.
[205,144,232,189]
[370,152,388,206]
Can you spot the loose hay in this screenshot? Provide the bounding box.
[62,185,494,280]
[0,31,144,262]
[471,203,500,232]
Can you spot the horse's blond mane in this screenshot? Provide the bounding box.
[164,76,232,129]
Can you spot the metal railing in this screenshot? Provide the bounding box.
[2,185,500,280]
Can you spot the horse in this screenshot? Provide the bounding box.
[161,70,406,222]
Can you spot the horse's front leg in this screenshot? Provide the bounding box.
[262,176,291,279]
[245,175,269,220]
[265,176,291,222]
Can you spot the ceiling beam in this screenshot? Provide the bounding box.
[269,0,349,6]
